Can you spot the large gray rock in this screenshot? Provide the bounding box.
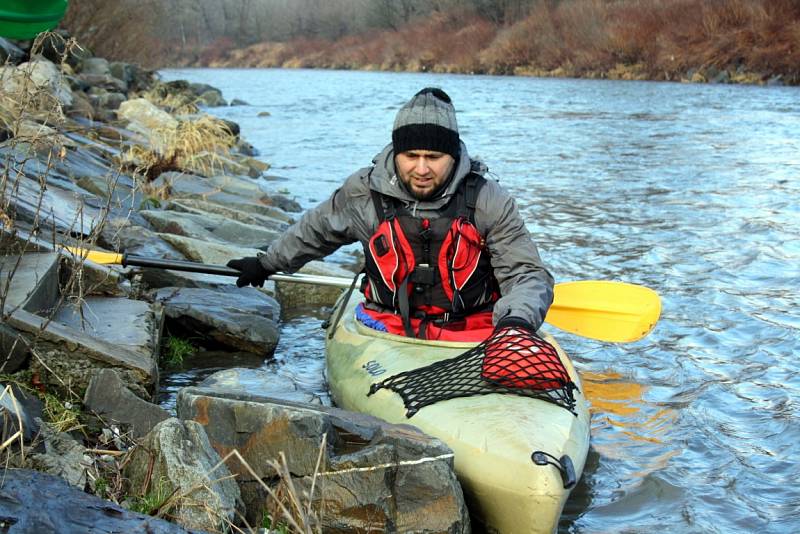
[0,253,59,315]
[109,61,154,92]
[167,198,294,227]
[88,89,127,111]
[239,155,270,178]
[154,286,280,356]
[125,418,242,532]
[11,120,75,150]
[77,57,111,77]
[156,233,262,266]
[0,149,102,236]
[76,73,128,93]
[66,90,95,119]
[139,267,239,291]
[0,321,31,373]
[53,297,161,360]
[84,369,170,438]
[267,193,302,213]
[17,319,158,396]
[177,388,470,533]
[0,59,74,108]
[140,209,280,247]
[151,171,277,207]
[199,367,325,405]
[0,469,197,534]
[198,89,227,107]
[205,174,269,197]
[28,422,89,488]
[97,218,185,260]
[275,261,351,309]
[57,146,143,212]
[117,98,178,131]
[0,383,43,441]
[1,252,154,397]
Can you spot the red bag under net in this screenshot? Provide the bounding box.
[482,327,570,390]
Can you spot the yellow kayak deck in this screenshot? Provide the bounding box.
[325,296,591,533]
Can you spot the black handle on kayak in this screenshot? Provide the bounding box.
[122,253,241,276]
[532,451,577,489]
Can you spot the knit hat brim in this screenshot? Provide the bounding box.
[392,123,460,159]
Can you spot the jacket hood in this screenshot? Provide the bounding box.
[368,142,487,211]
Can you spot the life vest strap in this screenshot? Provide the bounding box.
[397,277,415,337]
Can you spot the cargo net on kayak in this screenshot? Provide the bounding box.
[368,327,578,417]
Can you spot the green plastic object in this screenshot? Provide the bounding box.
[0,0,69,40]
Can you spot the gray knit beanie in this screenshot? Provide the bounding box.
[392,87,460,159]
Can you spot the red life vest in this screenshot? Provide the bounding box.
[362,173,499,338]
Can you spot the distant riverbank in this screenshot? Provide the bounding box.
[65,0,800,86]
[200,0,795,86]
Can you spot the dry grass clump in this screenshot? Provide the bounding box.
[42,391,84,433]
[122,116,238,180]
[120,439,325,533]
[211,446,324,533]
[0,385,26,458]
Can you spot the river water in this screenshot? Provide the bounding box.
[160,68,800,533]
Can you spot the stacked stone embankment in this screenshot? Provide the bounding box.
[0,33,468,533]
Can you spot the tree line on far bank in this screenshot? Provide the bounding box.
[63,0,800,84]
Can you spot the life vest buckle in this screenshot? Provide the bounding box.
[410,264,436,286]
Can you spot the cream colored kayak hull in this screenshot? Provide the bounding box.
[325,296,591,534]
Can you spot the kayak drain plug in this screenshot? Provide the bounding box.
[531,451,577,489]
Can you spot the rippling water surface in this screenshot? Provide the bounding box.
[160,68,800,533]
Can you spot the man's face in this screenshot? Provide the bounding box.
[395,150,455,200]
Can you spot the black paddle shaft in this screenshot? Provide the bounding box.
[122,254,240,276]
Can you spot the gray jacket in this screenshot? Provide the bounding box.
[259,143,555,329]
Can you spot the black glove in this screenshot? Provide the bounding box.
[226,256,273,288]
[494,315,536,333]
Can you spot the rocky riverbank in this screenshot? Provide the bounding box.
[0,33,468,533]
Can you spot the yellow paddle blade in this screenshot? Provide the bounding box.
[62,246,123,266]
[547,281,661,343]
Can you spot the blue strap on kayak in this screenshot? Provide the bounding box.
[355,303,389,332]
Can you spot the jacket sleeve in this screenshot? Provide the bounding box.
[478,180,555,330]
[258,171,372,273]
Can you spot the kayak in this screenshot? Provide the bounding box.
[325,294,591,533]
[0,0,68,40]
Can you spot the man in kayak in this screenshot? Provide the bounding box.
[228,87,554,342]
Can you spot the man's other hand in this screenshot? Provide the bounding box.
[226,256,273,288]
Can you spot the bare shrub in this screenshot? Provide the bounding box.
[62,0,167,67]
[199,37,239,67]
